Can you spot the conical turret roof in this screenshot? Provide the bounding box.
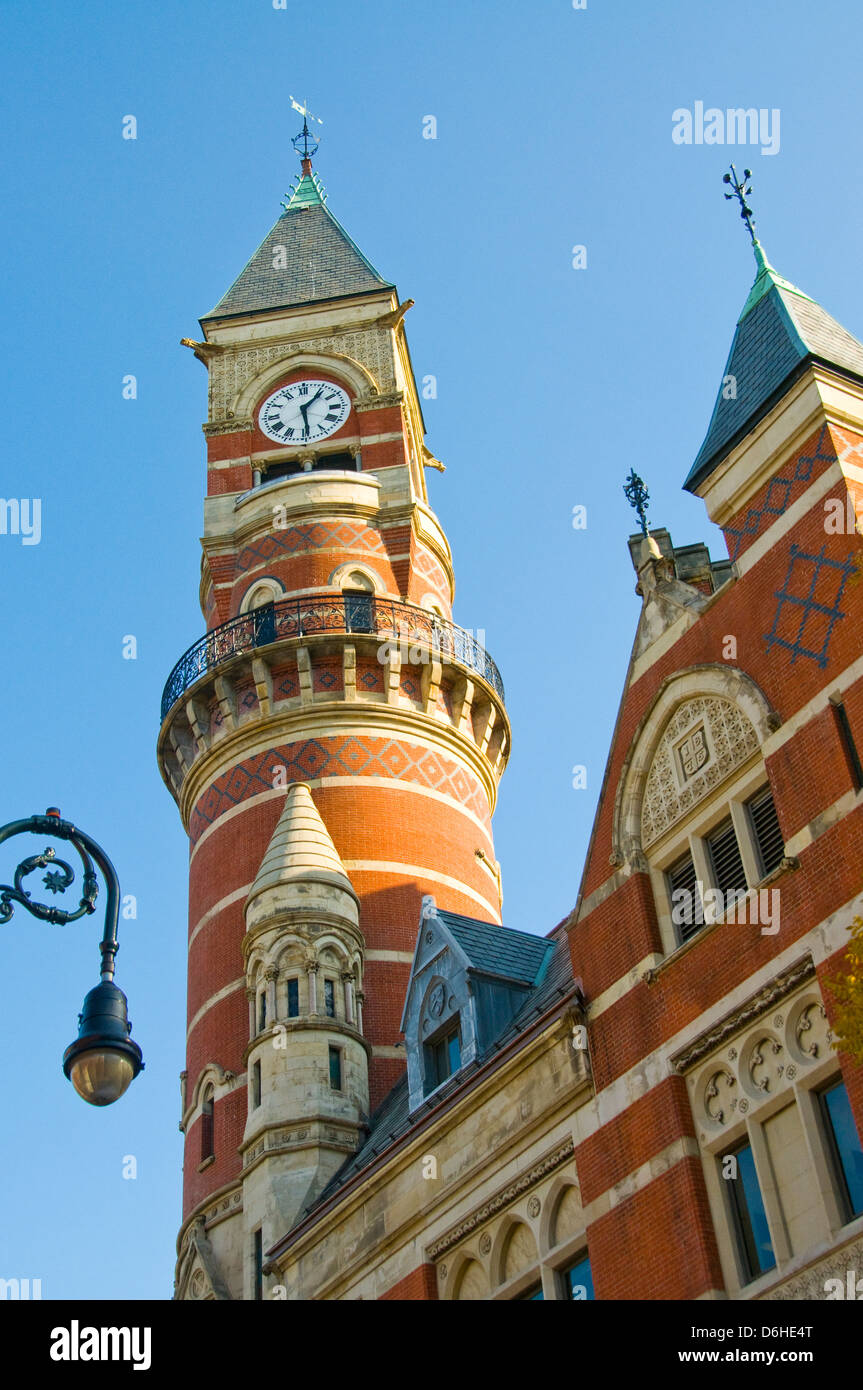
[246,782,357,910]
[685,241,863,492]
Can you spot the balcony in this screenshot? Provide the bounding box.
[160,594,505,722]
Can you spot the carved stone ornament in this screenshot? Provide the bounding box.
[479,1233,492,1256]
[208,331,394,422]
[189,1268,206,1300]
[641,696,759,848]
[527,1196,541,1219]
[705,1069,737,1125]
[427,1138,574,1260]
[794,1001,831,1059]
[762,1234,863,1301]
[749,1036,784,1094]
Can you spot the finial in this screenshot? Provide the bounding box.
[290,95,323,172]
[623,470,650,538]
[722,163,757,246]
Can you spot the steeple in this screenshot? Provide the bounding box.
[201,114,393,322]
[685,172,863,493]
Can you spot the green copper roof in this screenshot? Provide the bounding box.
[283,168,327,210]
[738,241,815,319]
[201,167,394,321]
[685,242,863,492]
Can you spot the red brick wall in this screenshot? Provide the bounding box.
[379,1263,438,1300]
[587,1159,724,1299]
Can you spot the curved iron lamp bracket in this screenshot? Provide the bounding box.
[0,810,121,981]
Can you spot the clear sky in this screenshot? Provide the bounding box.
[2,0,862,1301]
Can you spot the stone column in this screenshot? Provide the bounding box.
[306,959,319,1016]
[342,971,355,1026]
[265,966,279,1025]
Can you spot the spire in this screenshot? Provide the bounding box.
[684,170,863,493]
[283,96,327,210]
[246,783,358,916]
[201,103,393,322]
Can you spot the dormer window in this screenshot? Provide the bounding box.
[424,1024,461,1095]
[402,898,556,1115]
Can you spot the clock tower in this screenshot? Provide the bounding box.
[159,121,510,1299]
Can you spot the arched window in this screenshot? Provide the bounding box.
[200,1086,214,1162]
[241,580,284,615]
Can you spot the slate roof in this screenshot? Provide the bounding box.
[298,925,574,1221]
[201,173,394,321]
[685,243,863,493]
[439,909,555,985]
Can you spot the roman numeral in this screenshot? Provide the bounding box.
[297,384,309,395]
[285,428,294,438]
[326,411,340,422]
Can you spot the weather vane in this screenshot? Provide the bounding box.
[290,95,323,163]
[723,163,757,245]
[623,469,650,537]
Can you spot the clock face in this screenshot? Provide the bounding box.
[258,379,351,446]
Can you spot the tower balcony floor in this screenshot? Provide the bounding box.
[161,594,504,721]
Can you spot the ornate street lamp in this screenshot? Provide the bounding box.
[0,808,144,1105]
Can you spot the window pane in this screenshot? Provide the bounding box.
[287,978,299,1017]
[253,1229,263,1302]
[667,852,702,943]
[729,1143,775,1281]
[329,1046,342,1091]
[707,817,748,898]
[519,1285,543,1300]
[258,993,267,1031]
[822,1081,863,1217]
[447,1031,461,1075]
[325,979,336,1018]
[565,1255,594,1300]
[747,787,785,877]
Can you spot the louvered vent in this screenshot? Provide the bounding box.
[706,817,748,897]
[667,852,702,943]
[747,786,785,877]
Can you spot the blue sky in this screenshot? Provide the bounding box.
[1,0,861,1300]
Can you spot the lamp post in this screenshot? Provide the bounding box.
[0,807,144,1105]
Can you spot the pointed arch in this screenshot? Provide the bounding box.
[611,664,779,867]
[539,1175,583,1255]
[445,1251,488,1301]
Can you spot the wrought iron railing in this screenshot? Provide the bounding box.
[160,594,504,721]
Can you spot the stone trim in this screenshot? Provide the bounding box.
[426,1137,574,1260]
